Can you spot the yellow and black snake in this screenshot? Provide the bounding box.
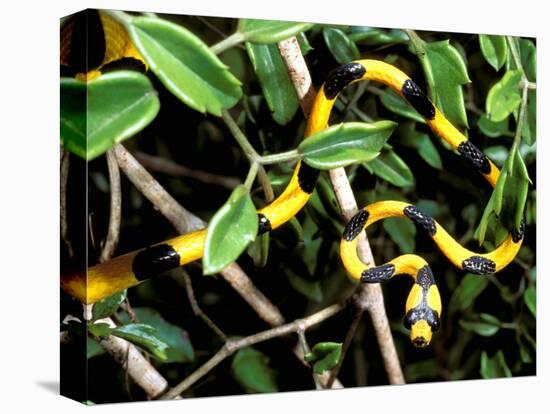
[60,11,526,347]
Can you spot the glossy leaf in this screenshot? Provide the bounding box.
[449,274,489,313]
[247,232,270,268]
[111,323,169,361]
[88,322,112,338]
[480,350,512,379]
[524,286,536,317]
[118,307,194,363]
[203,185,258,275]
[397,124,442,170]
[297,32,313,55]
[380,88,426,124]
[231,347,278,393]
[383,218,416,254]
[299,121,396,169]
[92,290,127,321]
[246,42,299,125]
[61,72,160,160]
[87,337,106,359]
[304,342,342,374]
[129,16,241,116]
[501,147,530,230]
[459,314,500,336]
[323,27,360,64]
[424,40,471,129]
[238,19,313,44]
[486,70,522,122]
[286,271,323,302]
[479,34,508,71]
[349,27,408,45]
[363,149,414,187]
[478,115,511,138]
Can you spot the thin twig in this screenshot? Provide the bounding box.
[160,303,345,399]
[99,149,122,263]
[257,165,275,202]
[113,144,285,327]
[133,151,241,190]
[114,144,204,233]
[298,330,322,390]
[60,148,74,258]
[211,32,246,55]
[326,305,363,387]
[277,36,405,385]
[181,269,227,341]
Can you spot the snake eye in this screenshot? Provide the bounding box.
[426,309,440,332]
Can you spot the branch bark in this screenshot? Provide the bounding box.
[160,303,345,399]
[133,150,241,190]
[97,317,175,399]
[113,143,285,327]
[98,149,122,263]
[277,37,405,385]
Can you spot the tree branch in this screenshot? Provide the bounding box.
[98,149,122,263]
[159,303,345,399]
[277,37,405,385]
[133,150,241,190]
[113,143,285,327]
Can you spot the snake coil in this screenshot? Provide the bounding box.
[60,11,525,347]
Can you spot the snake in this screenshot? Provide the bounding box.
[60,10,526,347]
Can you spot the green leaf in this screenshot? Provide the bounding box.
[323,27,360,64]
[299,121,396,169]
[286,271,323,302]
[479,34,508,71]
[60,72,160,161]
[297,32,313,55]
[88,322,112,338]
[486,70,522,122]
[383,218,416,254]
[478,115,512,138]
[238,19,313,44]
[424,40,471,129]
[459,314,500,336]
[231,347,278,393]
[246,42,299,125]
[247,232,270,268]
[349,27,408,46]
[363,149,414,187]
[524,286,536,317]
[87,337,106,359]
[111,323,169,361]
[380,88,426,124]
[449,274,489,313]
[396,123,442,169]
[128,16,241,116]
[92,290,127,321]
[480,350,512,379]
[203,185,258,275]
[304,342,342,374]
[118,307,194,363]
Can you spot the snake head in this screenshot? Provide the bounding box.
[404,307,440,348]
[409,320,433,348]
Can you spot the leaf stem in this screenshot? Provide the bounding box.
[258,149,301,165]
[210,32,246,55]
[244,162,259,191]
[506,36,525,78]
[221,110,260,162]
[405,29,436,100]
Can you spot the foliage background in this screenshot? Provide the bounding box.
[60,11,536,403]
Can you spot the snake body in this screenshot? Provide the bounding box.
[60,12,525,347]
